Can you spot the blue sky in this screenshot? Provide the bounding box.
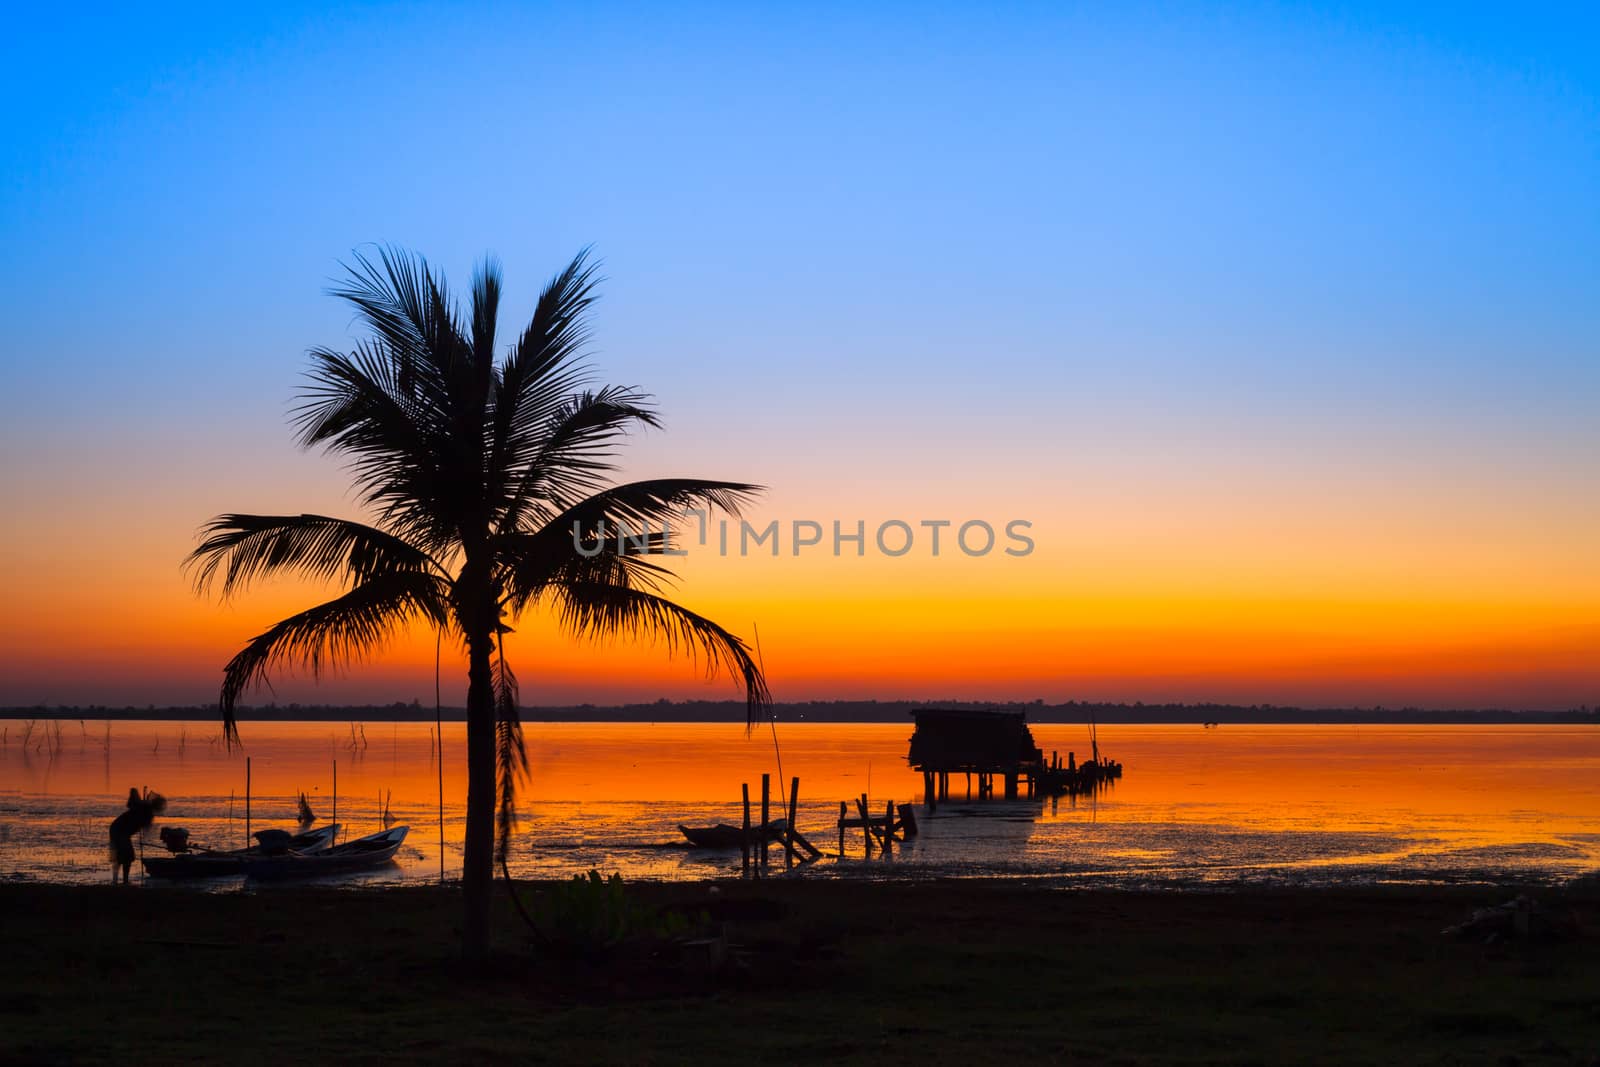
[7,2,1595,503]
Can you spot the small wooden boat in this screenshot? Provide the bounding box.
[143,824,340,879]
[679,819,787,849]
[242,825,409,880]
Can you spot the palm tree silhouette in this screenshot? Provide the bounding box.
[187,247,769,958]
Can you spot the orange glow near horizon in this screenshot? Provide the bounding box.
[3,492,1595,709]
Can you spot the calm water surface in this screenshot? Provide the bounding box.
[2,720,1596,888]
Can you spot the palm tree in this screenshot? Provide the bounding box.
[187,247,769,959]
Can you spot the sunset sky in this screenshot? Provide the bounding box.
[2,4,1596,709]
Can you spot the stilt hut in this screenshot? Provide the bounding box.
[906,708,1124,805]
[907,709,1044,802]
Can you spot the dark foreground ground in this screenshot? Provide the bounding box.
[2,879,1598,1065]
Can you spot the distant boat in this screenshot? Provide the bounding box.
[242,825,409,880]
[142,824,339,879]
[679,819,788,849]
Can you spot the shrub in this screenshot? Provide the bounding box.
[524,870,696,955]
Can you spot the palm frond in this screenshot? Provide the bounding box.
[186,514,445,598]
[546,583,770,726]
[499,479,761,616]
[291,343,464,553]
[314,248,488,551]
[493,634,527,864]
[218,571,451,746]
[550,478,761,530]
[501,248,602,413]
[499,386,660,528]
[499,527,676,613]
[331,246,466,393]
[497,479,754,601]
[330,246,434,360]
[294,341,442,450]
[488,250,604,500]
[470,256,502,370]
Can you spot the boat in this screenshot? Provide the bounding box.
[679,819,787,849]
[241,825,409,880]
[142,824,340,879]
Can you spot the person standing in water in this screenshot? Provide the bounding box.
[108,788,163,884]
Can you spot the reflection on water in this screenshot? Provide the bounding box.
[1,720,1596,888]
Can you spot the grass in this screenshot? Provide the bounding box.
[2,879,1597,1065]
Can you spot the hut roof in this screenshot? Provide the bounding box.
[906,708,1043,772]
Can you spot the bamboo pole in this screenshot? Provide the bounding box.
[436,629,445,883]
[837,800,847,858]
[741,783,751,874]
[789,827,822,860]
[759,774,770,870]
[332,759,338,845]
[245,756,252,847]
[785,776,799,868]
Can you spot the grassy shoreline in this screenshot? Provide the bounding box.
[3,879,1598,1064]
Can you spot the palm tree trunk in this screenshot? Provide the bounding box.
[461,625,497,960]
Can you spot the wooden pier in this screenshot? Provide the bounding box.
[835,793,918,857]
[684,709,1125,872]
[685,774,923,867]
[696,774,824,875]
[907,708,1122,808]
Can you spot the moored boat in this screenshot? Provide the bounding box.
[679,819,787,849]
[241,825,409,880]
[142,824,340,879]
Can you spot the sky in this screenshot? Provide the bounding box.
[1,3,1596,710]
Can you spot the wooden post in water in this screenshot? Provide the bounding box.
[332,759,338,844]
[923,771,935,812]
[245,756,252,847]
[884,799,895,853]
[785,776,799,868]
[837,800,847,858]
[855,795,873,855]
[741,782,751,874]
[759,774,770,870]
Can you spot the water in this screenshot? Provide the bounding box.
[2,720,1596,888]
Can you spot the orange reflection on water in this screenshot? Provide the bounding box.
[1,721,1596,886]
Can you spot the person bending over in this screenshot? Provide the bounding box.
[108,787,164,884]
